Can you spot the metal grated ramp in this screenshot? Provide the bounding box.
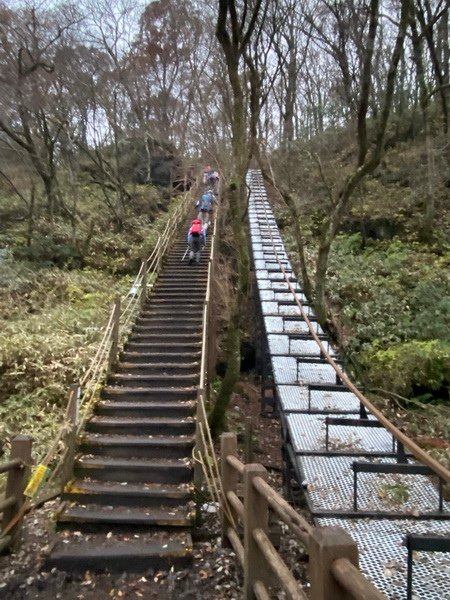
[246,168,450,599]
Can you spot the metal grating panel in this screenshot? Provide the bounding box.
[262,301,280,314]
[309,389,360,412]
[256,269,270,281]
[284,320,325,335]
[297,361,339,385]
[264,316,285,333]
[278,385,359,414]
[271,356,298,384]
[278,305,302,315]
[287,413,395,455]
[289,339,336,357]
[259,290,275,301]
[274,291,307,302]
[301,456,449,515]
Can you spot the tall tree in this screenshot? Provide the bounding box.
[209,0,266,436]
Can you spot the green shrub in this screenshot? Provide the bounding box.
[408,279,450,342]
[361,340,450,399]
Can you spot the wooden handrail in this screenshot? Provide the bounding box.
[0,459,23,474]
[253,476,312,543]
[226,454,245,475]
[253,580,271,600]
[226,490,244,520]
[253,528,308,600]
[331,557,386,600]
[220,432,388,600]
[227,526,245,565]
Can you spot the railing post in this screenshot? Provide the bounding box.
[140,259,148,310]
[309,526,359,600]
[243,464,272,599]
[220,433,238,547]
[108,295,121,372]
[2,435,32,549]
[60,384,80,487]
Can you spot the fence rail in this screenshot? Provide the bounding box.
[220,432,386,600]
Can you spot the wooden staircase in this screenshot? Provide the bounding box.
[46,216,210,572]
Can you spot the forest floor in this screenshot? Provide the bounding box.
[0,374,310,600]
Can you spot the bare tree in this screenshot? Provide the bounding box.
[209,0,266,436]
[0,3,81,218]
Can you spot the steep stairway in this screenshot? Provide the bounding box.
[47,215,211,572]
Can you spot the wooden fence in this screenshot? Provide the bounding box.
[220,432,386,600]
[0,436,32,554]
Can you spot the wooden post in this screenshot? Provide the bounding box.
[244,417,253,463]
[309,526,359,600]
[2,435,32,549]
[108,295,121,372]
[140,259,148,310]
[220,433,238,546]
[60,384,80,487]
[243,464,272,599]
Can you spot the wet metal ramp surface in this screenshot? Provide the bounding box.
[246,169,450,600]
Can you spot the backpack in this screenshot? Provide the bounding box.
[190,222,202,236]
[200,193,212,210]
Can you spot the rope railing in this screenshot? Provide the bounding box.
[190,185,237,528]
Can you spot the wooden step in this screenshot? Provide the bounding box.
[135,316,201,326]
[46,531,192,572]
[63,479,192,507]
[101,386,197,401]
[120,351,201,364]
[153,284,206,291]
[124,340,201,350]
[79,432,195,458]
[95,399,195,418]
[131,324,201,335]
[86,416,195,436]
[116,361,199,374]
[128,332,202,343]
[56,503,193,530]
[74,455,192,483]
[108,373,199,387]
